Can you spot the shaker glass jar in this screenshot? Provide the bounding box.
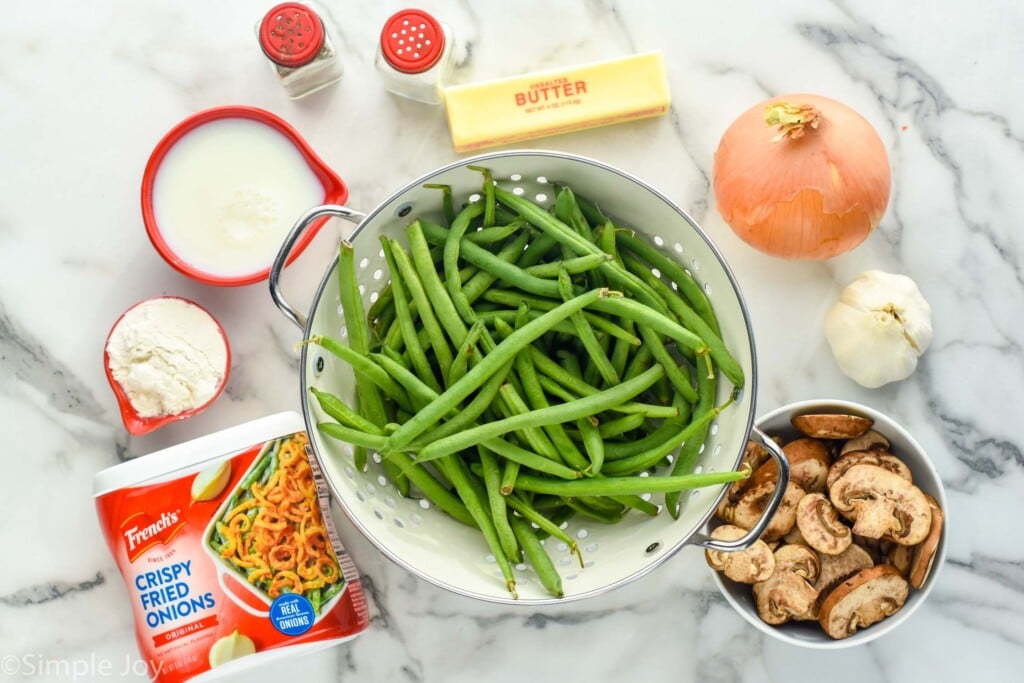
[373,9,455,105]
[257,2,343,99]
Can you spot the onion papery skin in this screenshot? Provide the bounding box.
[713,94,891,260]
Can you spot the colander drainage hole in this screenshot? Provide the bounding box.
[394,518,404,528]
[535,193,548,203]
[485,554,496,563]
[646,542,662,554]
[365,482,375,495]
[704,283,713,296]
[576,529,589,540]
[395,202,414,217]
[356,491,365,502]
[344,466,355,479]
[585,543,599,553]
[359,257,370,270]
[557,542,569,552]
[673,242,683,253]
[419,499,430,510]
[559,557,572,566]
[314,356,324,373]
[691,490,701,499]
[374,510,384,521]
[377,475,388,487]
[515,563,527,572]
[653,235,664,246]
[584,561,595,568]
[694,465,703,474]
[410,512,423,525]
[385,495,397,509]
[372,452,382,464]
[370,291,380,303]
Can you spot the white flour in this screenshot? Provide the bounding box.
[106,298,228,417]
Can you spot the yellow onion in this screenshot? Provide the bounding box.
[713,94,891,260]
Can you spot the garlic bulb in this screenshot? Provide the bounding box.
[824,271,932,388]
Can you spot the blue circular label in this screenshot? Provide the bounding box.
[269,594,315,636]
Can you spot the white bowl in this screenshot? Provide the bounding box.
[711,399,948,648]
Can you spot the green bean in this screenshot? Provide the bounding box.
[570,190,610,227]
[465,221,526,245]
[564,497,625,523]
[321,578,347,604]
[509,514,563,598]
[444,201,486,323]
[389,238,454,378]
[423,218,563,299]
[494,384,565,465]
[523,253,610,277]
[372,301,396,342]
[601,398,731,476]
[597,412,647,439]
[469,166,497,227]
[493,186,666,312]
[446,319,483,387]
[622,343,654,382]
[370,352,440,412]
[637,325,698,404]
[406,360,513,449]
[500,459,520,496]
[258,448,278,487]
[554,186,594,241]
[514,233,560,269]
[596,221,623,267]
[605,494,658,516]
[385,288,608,452]
[415,364,664,463]
[512,467,750,497]
[483,437,583,480]
[406,220,470,347]
[558,269,618,385]
[615,230,720,336]
[305,335,409,411]
[463,230,533,303]
[367,281,394,323]
[339,242,389,470]
[309,588,322,614]
[478,445,520,563]
[435,454,517,598]
[423,183,456,225]
[505,494,582,566]
[576,416,605,475]
[385,450,473,525]
[480,289,639,345]
[382,237,442,393]
[666,349,718,518]
[240,440,278,490]
[309,388,383,435]
[317,422,390,451]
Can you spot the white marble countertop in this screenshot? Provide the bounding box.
[3,0,1022,681]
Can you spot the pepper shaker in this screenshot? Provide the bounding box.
[257,2,343,99]
[373,8,455,105]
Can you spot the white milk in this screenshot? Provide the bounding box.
[152,119,326,277]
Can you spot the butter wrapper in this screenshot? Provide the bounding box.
[442,51,671,152]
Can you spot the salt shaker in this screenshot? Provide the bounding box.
[373,9,455,105]
[257,2,343,99]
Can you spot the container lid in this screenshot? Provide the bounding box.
[259,2,326,68]
[93,412,305,496]
[379,9,445,74]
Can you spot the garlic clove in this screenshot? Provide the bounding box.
[824,271,932,388]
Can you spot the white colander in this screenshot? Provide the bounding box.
[270,150,788,604]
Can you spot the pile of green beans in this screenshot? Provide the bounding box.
[309,171,748,598]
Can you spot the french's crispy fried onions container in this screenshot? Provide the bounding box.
[269,150,789,604]
[94,413,369,682]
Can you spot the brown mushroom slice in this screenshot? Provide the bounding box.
[840,430,891,456]
[774,544,821,583]
[827,450,913,490]
[783,526,808,546]
[852,534,887,565]
[792,414,873,440]
[731,481,806,542]
[753,571,819,625]
[814,543,875,597]
[909,495,944,589]
[818,565,909,639]
[829,464,932,546]
[704,524,776,583]
[777,438,832,493]
[885,543,913,577]
[716,440,769,521]
[796,493,853,556]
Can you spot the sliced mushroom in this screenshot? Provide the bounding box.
[818,565,909,639]
[731,480,806,542]
[774,544,821,583]
[813,543,875,597]
[704,524,776,583]
[792,413,873,440]
[716,440,769,521]
[780,438,831,493]
[753,570,819,625]
[829,465,932,546]
[796,493,853,556]
[908,495,944,589]
[827,450,913,490]
[783,526,808,546]
[885,542,913,577]
[840,430,890,456]
[851,534,887,565]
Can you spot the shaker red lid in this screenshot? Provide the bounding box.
[259,2,325,68]
[379,9,445,74]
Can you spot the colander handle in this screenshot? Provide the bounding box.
[269,204,367,329]
[690,426,790,553]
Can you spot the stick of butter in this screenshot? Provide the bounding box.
[442,52,671,152]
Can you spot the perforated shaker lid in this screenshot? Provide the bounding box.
[259,2,325,68]
[379,9,446,74]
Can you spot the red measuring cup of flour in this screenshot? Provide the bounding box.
[104,296,232,435]
[141,106,348,287]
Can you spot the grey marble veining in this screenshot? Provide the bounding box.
[2,0,1023,681]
